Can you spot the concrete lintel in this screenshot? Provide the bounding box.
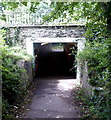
[26,37,85,56]
[31,38,85,43]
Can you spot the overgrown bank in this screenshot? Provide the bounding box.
[76,3,111,119]
[1,30,33,119]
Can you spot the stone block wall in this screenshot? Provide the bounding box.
[7,25,85,48]
[19,25,85,38]
[17,60,33,88]
[6,25,92,95]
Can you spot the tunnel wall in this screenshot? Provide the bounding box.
[34,43,77,77]
[6,25,92,95]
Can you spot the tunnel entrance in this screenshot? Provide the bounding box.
[34,42,77,78]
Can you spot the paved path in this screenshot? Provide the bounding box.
[22,76,80,118]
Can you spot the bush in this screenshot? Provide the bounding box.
[1,37,32,119]
[77,19,111,119]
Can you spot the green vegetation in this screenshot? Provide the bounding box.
[0,30,32,119]
[77,3,111,119]
[0,1,111,119]
[74,87,110,119]
[45,2,111,119]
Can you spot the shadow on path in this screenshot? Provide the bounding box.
[22,76,81,118]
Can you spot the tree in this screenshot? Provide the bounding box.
[43,2,111,118]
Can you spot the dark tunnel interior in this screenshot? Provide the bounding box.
[33,42,77,78]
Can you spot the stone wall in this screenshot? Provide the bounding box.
[6,25,92,95]
[7,25,85,48]
[17,60,33,88]
[78,60,92,95]
[19,25,84,38]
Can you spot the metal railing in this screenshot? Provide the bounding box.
[3,11,43,26]
[1,11,85,27]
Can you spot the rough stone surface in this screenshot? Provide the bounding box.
[7,25,85,49]
[17,60,33,88]
[19,26,84,38]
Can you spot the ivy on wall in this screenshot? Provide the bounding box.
[2,27,20,47]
